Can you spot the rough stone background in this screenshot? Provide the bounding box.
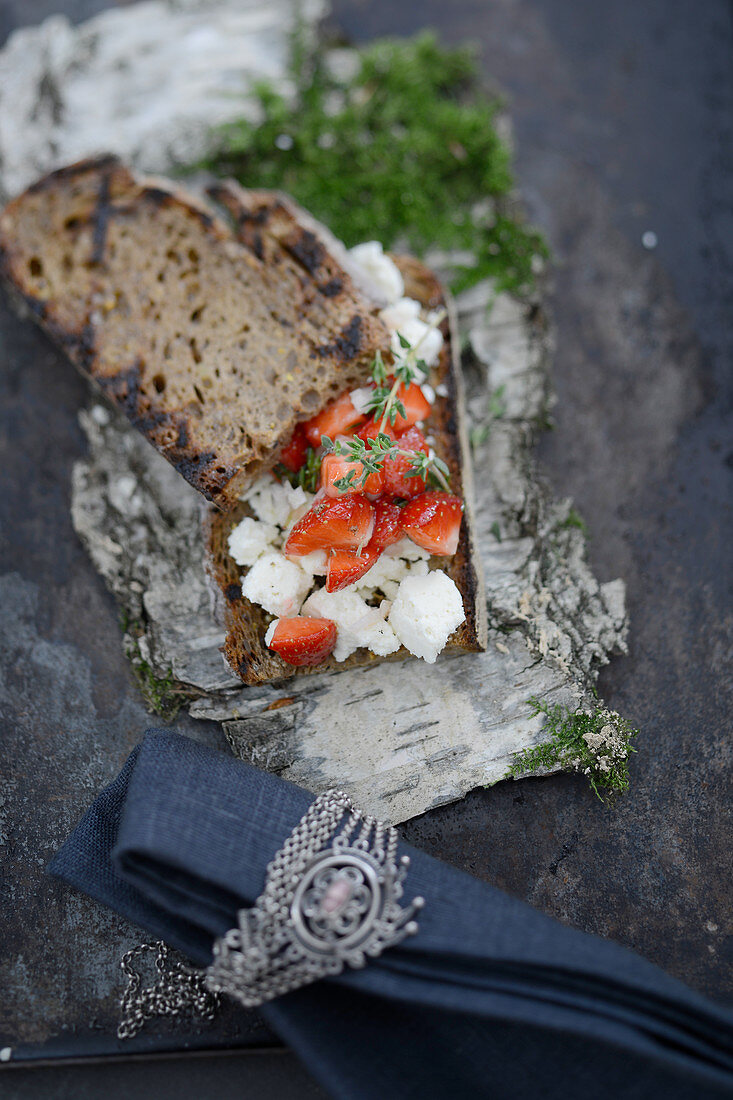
[1,0,731,1095]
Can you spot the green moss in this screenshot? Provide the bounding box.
[197,31,548,295]
[120,612,189,722]
[506,698,638,802]
[560,507,588,535]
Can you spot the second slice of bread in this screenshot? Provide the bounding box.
[0,156,391,508]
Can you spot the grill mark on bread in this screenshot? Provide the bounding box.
[283,229,325,275]
[317,277,344,298]
[314,314,363,360]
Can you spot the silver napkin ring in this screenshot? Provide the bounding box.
[205,789,425,1008]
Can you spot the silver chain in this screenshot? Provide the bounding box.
[118,940,220,1040]
[118,791,423,1036]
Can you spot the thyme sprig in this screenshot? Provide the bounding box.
[369,310,447,431]
[321,309,452,494]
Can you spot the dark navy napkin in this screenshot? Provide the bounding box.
[49,731,733,1099]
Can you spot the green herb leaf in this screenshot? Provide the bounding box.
[371,350,387,385]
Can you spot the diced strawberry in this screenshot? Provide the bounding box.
[382,425,430,500]
[284,495,375,555]
[355,417,397,444]
[304,392,366,447]
[389,381,432,433]
[320,452,384,497]
[267,617,337,666]
[279,424,310,472]
[400,492,463,555]
[371,500,404,549]
[326,544,382,593]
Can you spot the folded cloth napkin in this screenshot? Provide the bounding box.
[49,731,733,1100]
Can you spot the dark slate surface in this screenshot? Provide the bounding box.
[1,0,731,1094]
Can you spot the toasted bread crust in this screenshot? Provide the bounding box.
[205,253,487,685]
[0,157,391,508]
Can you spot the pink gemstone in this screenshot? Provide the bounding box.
[320,877,353,915]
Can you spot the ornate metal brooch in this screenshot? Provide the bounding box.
[206,790,425,1007]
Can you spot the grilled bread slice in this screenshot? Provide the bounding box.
[205,249,487,684]
[0,156,391,508]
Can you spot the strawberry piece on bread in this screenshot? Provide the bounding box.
[356,417,397,444]
[304,392,366,447]
[382,426,430,500]
[370,499,404,548]
[266,616,337,666]
[279,424,310,472]
[389,381,432,432]
[400,492,464,555]
[284,495,375,555]
[325,545,382,592]
[320,453,384,497]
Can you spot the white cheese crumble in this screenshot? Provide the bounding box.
[383,537,431,562]
[291,549,328,575]
[227,516,278,567]
[241,476,312,529]
[420,382,436,405]
[302,588,400,661]
[241,551,312,618]
[388,570,465,663]
[264,620,277,647]
[379,295,421,333]
[391,316,443,369]
[348,241,404,304]
[349,386,376,416]
[356,555,428,601]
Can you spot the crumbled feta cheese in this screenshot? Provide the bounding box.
[356,554,409,594]
[241,551,312,618]
[349,241,404,304]
[391,317,443,368]
[302,588,400,660]
[382,536,431,561]
[435,383,449,398]
[91,404,111,426]
[388,570,466,663]
[264,620,277,647]
[421,382,436,405]
[291,549,328,576]
[356,556,428,601]
[227,516,278,567]
[350,386,375,416]
[379,296,421,333]
[241,477,312,529]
